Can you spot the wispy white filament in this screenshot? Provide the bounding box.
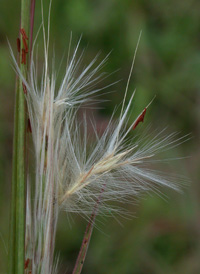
[10,14,188,274]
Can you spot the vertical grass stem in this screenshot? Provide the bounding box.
[9,0,31,273]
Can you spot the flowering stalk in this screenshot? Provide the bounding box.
[9,4,189,272]
[30,0,36,54]
[9,0,31,273]
[72,183,105,274]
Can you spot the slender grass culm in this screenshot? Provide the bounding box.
[9,1,189,273]
[9,0,31,273]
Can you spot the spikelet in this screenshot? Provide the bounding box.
[9,8,189,273]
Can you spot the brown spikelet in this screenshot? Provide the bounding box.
[22,83,27,94]
[133,108,147,130]
[17,38,20,53]
[22,37,28,53]
[24,258,30,269]
[21,49,26,64]
[20,28,28,40]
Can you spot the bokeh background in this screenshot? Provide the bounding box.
[0,0,199,273]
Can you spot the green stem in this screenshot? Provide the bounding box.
[9,0,31,273]
[72,212,96,274]
[72,184,106,274]
[9,76,19,273]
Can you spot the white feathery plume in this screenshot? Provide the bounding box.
[9,13,114,274]
[9,7,188,273]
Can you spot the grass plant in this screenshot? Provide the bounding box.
[8,1,188,273]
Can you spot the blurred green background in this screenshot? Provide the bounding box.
[0,0,199,273]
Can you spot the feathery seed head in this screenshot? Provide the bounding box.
[10,19,188,272]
